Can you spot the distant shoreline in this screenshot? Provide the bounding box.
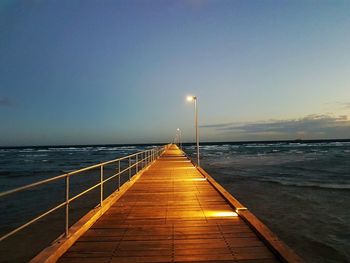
[1,138,350,149]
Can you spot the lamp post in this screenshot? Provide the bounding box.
[173,134,178,144]
[186,96,200,167]
[177,128,182,150]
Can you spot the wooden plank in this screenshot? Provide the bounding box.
[58,258,110,263]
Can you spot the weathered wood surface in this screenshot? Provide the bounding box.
[57,145,282,263]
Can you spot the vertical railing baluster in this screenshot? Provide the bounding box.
[129,157,131,181]
[141,152,143,169]
[100,165,103,207]
[118,160,121,190]
[65,174,70,237]
[140,153,142,170]
[136,154,138,173]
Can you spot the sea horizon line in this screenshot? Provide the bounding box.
[1,138,350,149]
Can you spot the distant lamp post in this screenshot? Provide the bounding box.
[186,95,200,167]
[173,134,178,144]
[177,128,182,150]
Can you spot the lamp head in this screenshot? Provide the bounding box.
[186,95,196,101]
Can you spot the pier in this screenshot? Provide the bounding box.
[28,144,302,263]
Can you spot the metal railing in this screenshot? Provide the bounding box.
[0,144,169,242]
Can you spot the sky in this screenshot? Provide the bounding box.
[1,0,350,146]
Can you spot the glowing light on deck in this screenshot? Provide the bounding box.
[235,207,248,213]
[206,211,238,217]
[190,178,207,181]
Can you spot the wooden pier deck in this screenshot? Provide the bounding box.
[54,145,300,263]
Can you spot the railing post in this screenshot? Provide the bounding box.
[100,165,103,206]
[139,152,143,171]
[129,157,131,181]
[65,174,70,237]
[140,153,142,170]
[141,152,144,169]
[136,154,138,173]
[118,160,121,190]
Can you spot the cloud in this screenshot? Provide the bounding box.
[200,122,235,128]
[201,114,350,139]
[0,97,13,107]
[341,102,350,109]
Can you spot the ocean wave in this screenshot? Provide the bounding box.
[262,179,350,190]
[201,145,221,150]
[208,154,308,167]
[119,146,136,149]
[19,149,35,152]
[287,150,304,154]
[245,144,273,148]
[19,154,48,157]
[48,147,94,152]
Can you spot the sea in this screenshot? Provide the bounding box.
[0,141,349,262]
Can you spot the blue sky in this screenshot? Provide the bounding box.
[1,0,350,146]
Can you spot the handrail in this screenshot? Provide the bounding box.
[0,144,170,242]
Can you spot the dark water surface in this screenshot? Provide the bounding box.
[0,144,157,262]
[1,141,350,262]
[184,141,350,263]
